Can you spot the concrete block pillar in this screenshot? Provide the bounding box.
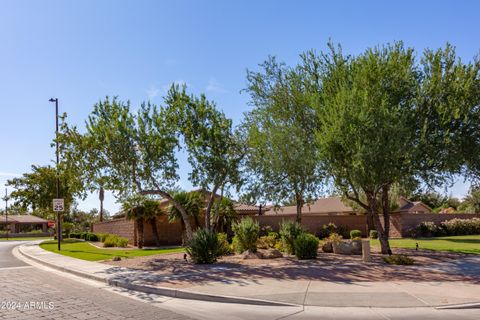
[362,239,371,263]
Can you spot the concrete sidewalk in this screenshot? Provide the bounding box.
[17,242,480,308]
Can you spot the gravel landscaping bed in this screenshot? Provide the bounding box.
[102,248,478,286]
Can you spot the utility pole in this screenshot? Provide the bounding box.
[49,98,62,251]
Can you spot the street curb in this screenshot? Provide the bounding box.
[17,243,294,307]
[436,303,480,310]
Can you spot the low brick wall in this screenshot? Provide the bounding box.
[143,216,185,246]
[255,214,368,237]
[92,219,136,244]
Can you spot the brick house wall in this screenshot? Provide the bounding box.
[92,219,136,244]
[93,213,480,246]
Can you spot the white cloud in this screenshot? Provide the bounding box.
[206,77,227,93]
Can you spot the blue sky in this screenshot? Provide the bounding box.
[1,0,479,214]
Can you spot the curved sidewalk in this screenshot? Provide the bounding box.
[17,242,480,308]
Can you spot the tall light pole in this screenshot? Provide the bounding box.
[49,98,61,251]
[3,188,8,240]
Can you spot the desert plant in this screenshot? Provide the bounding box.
[186,228,220,264]
[383,254,414,265]
[350,230,362,239]
[231,217,260,253]
[217,232,232,256]
[103,234,119,247]
[369,230,379,239]
[115,236,129,247]
[279,220,304,254]
[294,233,319,259]
[86,233,99,242]
[257,235,277,249]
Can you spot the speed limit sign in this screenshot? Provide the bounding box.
[53,199,64,212]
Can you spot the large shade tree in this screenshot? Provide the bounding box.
[6,165,85,219]
[315,42,480,254]
[165,86,243,230]
[241,56,324,222]
[60,97,195,240]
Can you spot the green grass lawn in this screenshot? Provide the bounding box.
[371,235,480,254]
[40,239,185,261]
[0,236,53,241]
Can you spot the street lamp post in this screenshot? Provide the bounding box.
[49,98,61,251]
[4,188,8,241]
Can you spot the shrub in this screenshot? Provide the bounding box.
[69,232,78,239]
[217,232,232,256]
[383,254,414,265]
[103,234,118,247]
[268,231,280,239]
[86,233,99,242]
[440,218,480,236]
[294,233,319,259]
[231,217,260,253]
[279,220,304,254]
[369,230,378,239]
[350,230,362,239]
[186,228,219,264]
[257,235,277,249]
[115,237,129,247]
[274,240,285,252]
[97,233,110,242]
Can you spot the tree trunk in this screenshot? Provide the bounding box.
[366,212,374,233]
[149,217,161,247]
[140,187,193,241]
[366,191,390,255]
[193,215,200,230]
[205,186,219,231]
[381,185,392,255]
[136,219,144,249]
[295,192,303,223]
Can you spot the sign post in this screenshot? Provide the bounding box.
[53,198,64,250]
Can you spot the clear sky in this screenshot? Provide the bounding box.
[1,0,479,214]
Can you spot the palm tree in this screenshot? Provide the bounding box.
[167,191,204,235]
[212,197,238,233]
[122,195,163,248]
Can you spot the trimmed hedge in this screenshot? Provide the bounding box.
[294,233,319,259]
[350,230,362,239]
[369,230,379,239]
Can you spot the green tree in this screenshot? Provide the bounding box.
[241,56,323,222]
[6,165,84,219]
[211,197,237,232]
[165,86,243,230]
[459,186,480,213]
[167,191,203,234]
[315,42,480,254]
[60,97,195,240]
